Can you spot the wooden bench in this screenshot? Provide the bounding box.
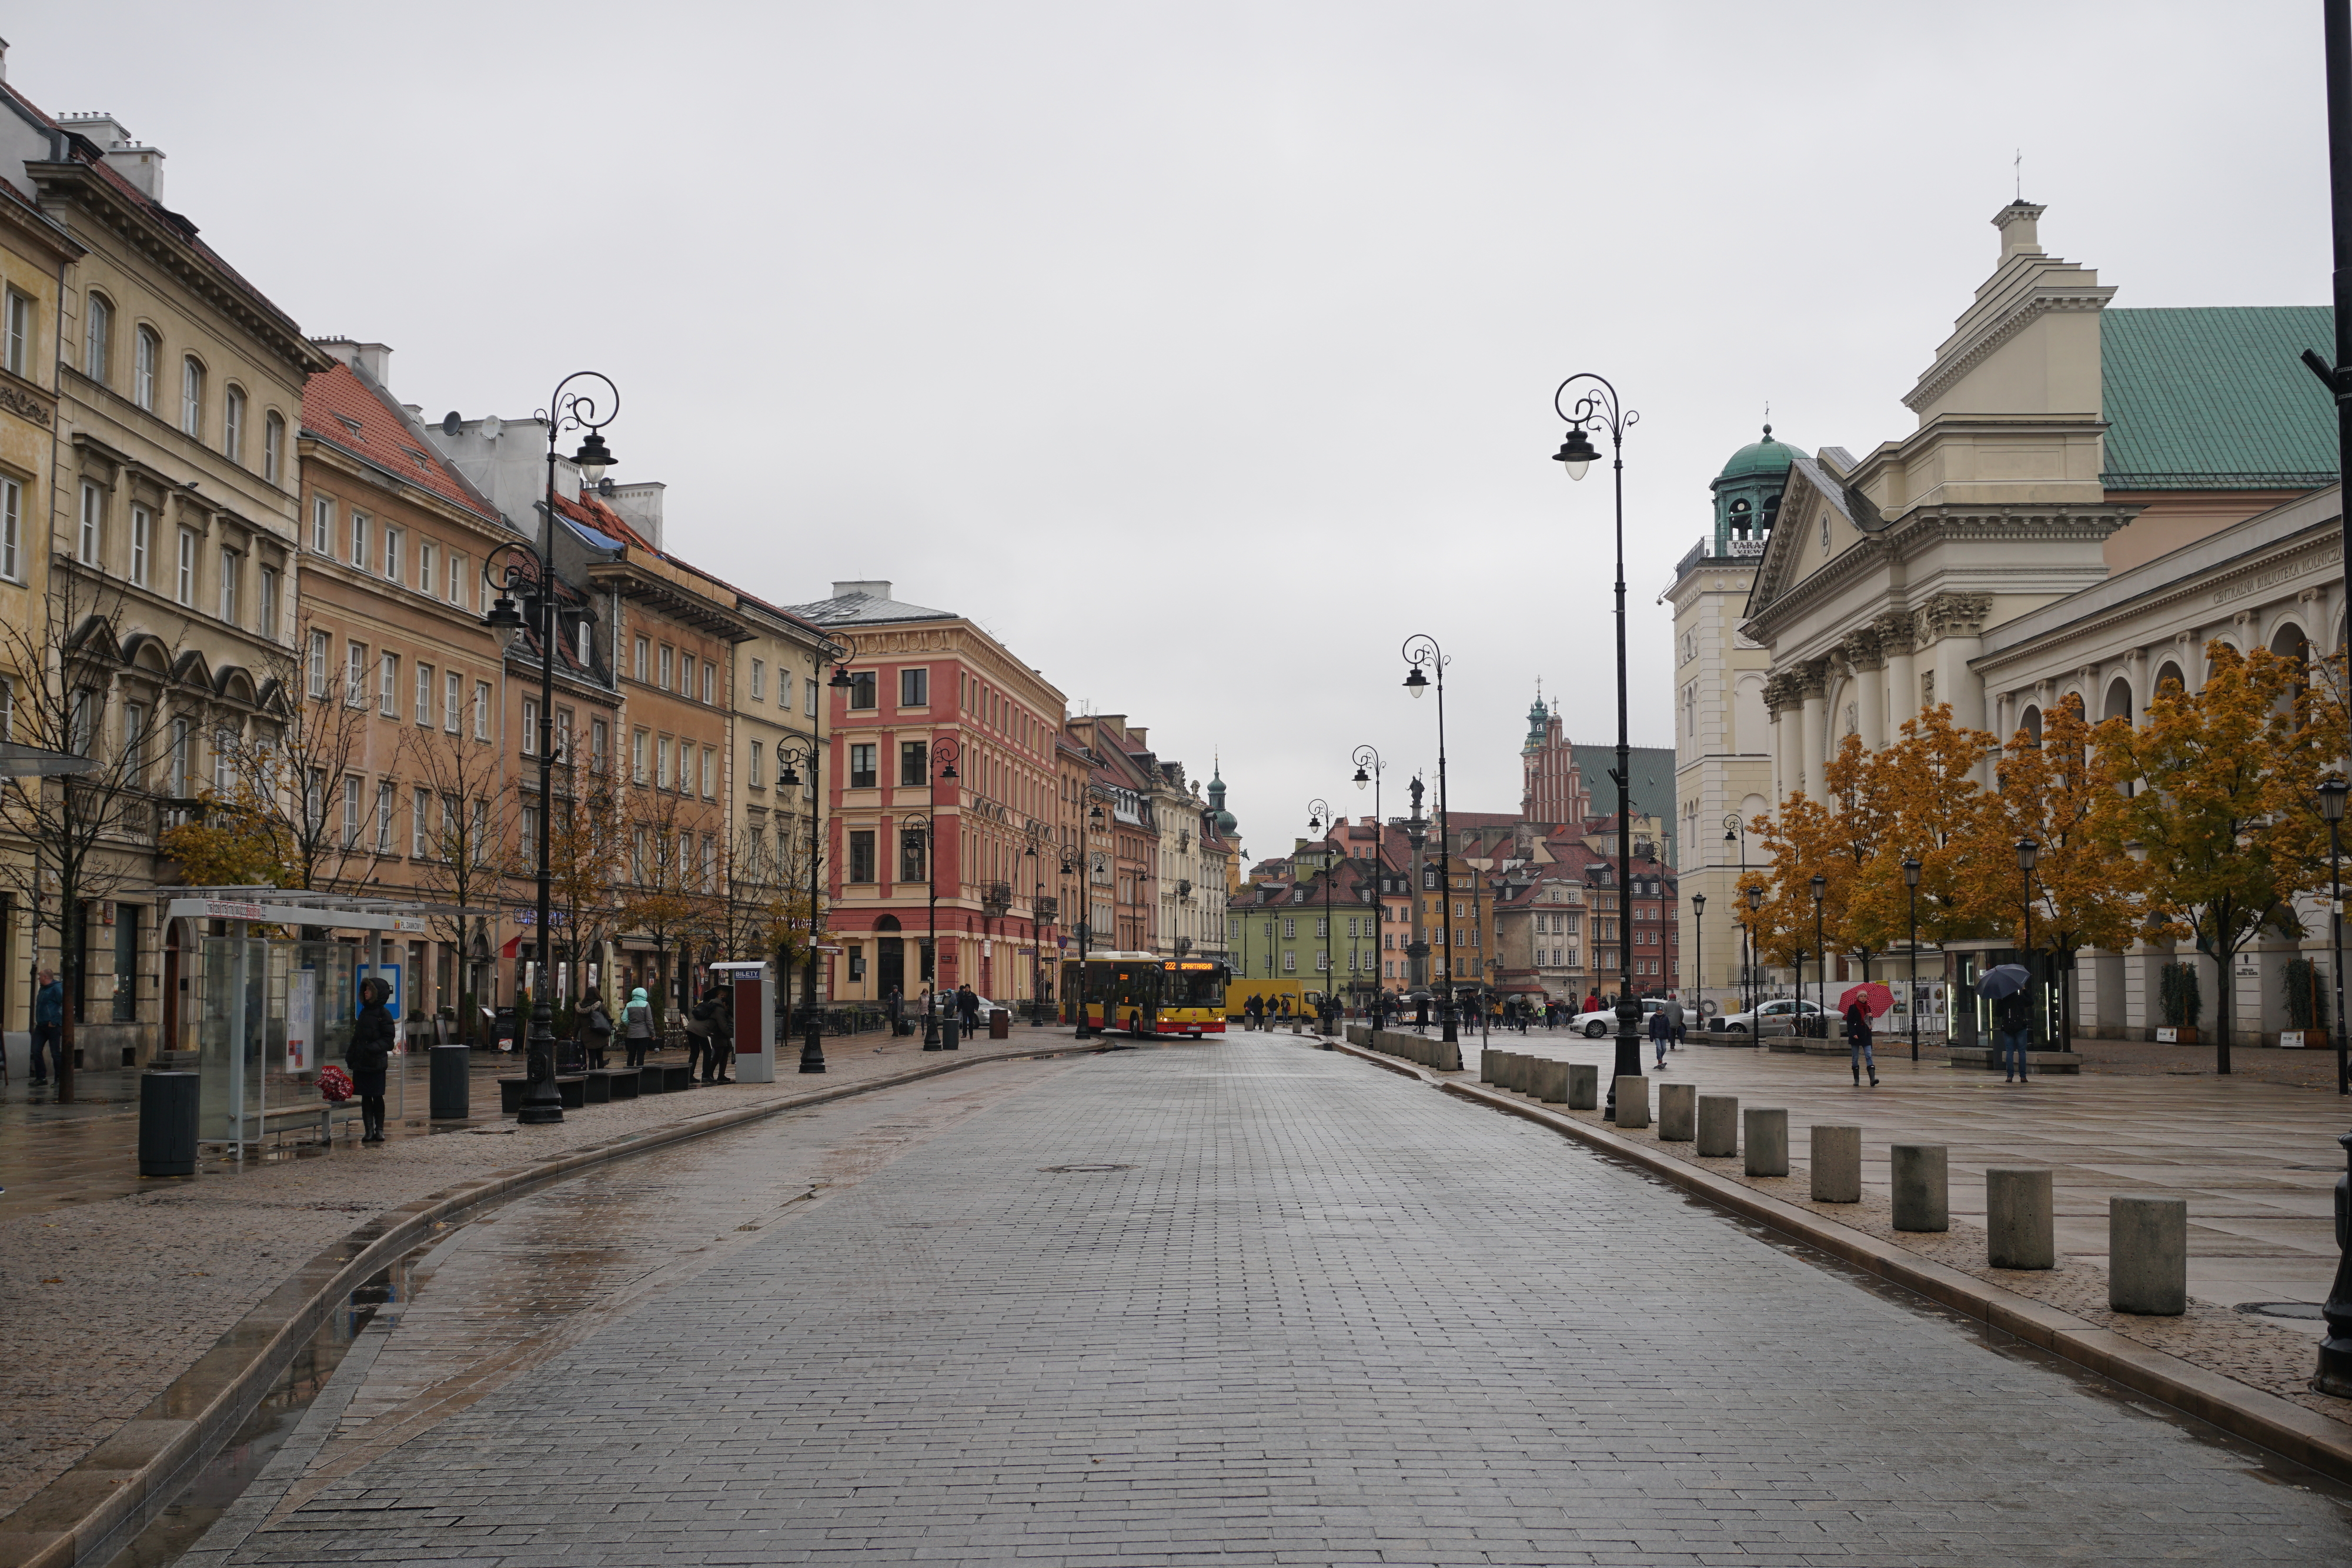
[637,1062,693,1094]
[254,1101,364,1148]
[583,1068,640,1102]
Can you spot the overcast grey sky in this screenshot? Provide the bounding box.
[4,2,2330,864]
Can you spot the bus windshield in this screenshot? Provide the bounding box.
[1165,966,1227,1009]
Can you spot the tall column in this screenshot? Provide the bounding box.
[1763,670,1798,803]
[1796,661,1829,798]
[1876,610,1917,738]
[1845,629,1887,752]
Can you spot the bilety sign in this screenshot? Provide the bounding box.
[204,900,268,921]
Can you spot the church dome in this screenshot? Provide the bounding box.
[1715,424,1802,484]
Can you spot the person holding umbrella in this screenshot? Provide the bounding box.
[1839,981,1892,1088]
[1975,964,2033,1083]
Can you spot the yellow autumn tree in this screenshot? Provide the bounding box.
[1752,733,1896,1000]
[1844,704,2000,957]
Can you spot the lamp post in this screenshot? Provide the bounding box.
[1554,373,1642,1108]
[912,740,961,1049]
[1746,884,1763,1028]
[2017,838,2040,1054]
[1352,744,1386,1013]
[1690,892,1705,1029]
[1404,775,1429,1019]
[1809,873,1826,1037]
[771,642,851,1075]
[1903,857,1923,1063]
[2321,777,2349,1095]
[1723,813,1750,1013]
[1307,797,1333,1045]
[480,371,618,1126]
[1024,825,1054,1028]
[1402,636,1457,1047]
[1075,803,1105,1039]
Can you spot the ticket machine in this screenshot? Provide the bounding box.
[709,960,775,1083]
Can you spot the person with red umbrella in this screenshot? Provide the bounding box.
[1840,981,1890,1088]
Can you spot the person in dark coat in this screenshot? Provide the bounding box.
[1648,1003,1672,1069]
[349,977,396,1144]
[1847,998,1879,1087]
[28,968,61,1089]
[580,995,613,1071]
[700,980,735,1084]
[957,984,981,1034]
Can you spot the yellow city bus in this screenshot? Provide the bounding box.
[1060,952,1230,1037]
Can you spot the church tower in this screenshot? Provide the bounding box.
[1519,695,1589,827]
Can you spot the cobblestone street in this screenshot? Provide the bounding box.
[197,1034,2350,1567]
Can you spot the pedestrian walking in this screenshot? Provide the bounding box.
[886,987,904,1036]
[622,986,655,1068]
[684,985,717,1082]
[1649,1004,1671,1068]
[28,967,62,1091]
[1583,989,1602,1018]
[1665,995,1686,1050]
[1846,998,1879,1086]
[1413,991,1429,1032]
[350,977,395,1144]
[1997,990,2032,1083]
[700,980,735,1084]
[957,984,981,1035]
[581,994,614,1070]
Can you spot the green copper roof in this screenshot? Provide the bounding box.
[1715,426,1803,483]
[2100,307,2338,490]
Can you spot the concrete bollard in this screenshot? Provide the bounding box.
[1986,1168,2055,1271]
[1810,1124,1861,1202]
[1481,1048,1499,1084]
[1743,1108,1789,1176]
[1567,1062,1598,1109]
[1613,1075,1651,1128]
[1891,1144,1950,1232]
[2109,1196,2187,1315]
[1695,1095,1739,1157]
[1436,1040,1463,1072]
[1657,1081,1696,1141]
[1533,1057,1569,1104]
[1502,1053,1529,1092]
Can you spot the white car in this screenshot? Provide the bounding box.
[1569,998,1669,1038]
[1716,998,1823,1035]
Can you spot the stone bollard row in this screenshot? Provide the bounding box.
[1743,1108,1789,1176]
[1986,1168,2055,1271]
[2110,1195,2187,1315]
[1615,1075,1651,1129]
[1695,1095,1738,1157]
[1810,1124,1860,1203]
[1566,1062,1598,1109]
[1533,1057,1569,1105]
[1657,1082,1696,1141]
[1892,1144,1949,1232]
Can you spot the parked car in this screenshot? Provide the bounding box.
[1569,998,1668,1038]
[1716,998,1823,1035]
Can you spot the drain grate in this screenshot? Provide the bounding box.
[1040,1163,1137,1174]
[2235,1300,2326,1320]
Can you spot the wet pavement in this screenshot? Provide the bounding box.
[187,1034,2352,1566]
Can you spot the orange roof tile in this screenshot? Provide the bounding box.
[301,363,503,526]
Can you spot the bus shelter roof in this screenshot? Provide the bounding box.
[126,886,496,935]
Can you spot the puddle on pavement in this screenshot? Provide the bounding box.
[89,1246,427,1568]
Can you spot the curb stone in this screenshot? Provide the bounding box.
[0,1039,1111,1568]
[1329,1035,2352,1484]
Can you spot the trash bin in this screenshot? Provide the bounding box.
[941,1015,960,1050]
[430,1044,471,1120]
[988,1008,1010,1041]
[139,1070,200,1178]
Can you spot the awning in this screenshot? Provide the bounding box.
[0,741,97,779]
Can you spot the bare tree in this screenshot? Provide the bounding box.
[543,743,626,1000]
[397,720,517,1035]
[616,783,723,1025]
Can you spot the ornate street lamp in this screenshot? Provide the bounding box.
[483,372,618,1126]
[1352,745,1387,1013]
[1073,803,1105,1039]
[773,640,854,1075]
[1404,775,1431,1022]
[1402,635,1457,1050]
[1690,892,1705,1029]
[1903,856,1923,1063]
[917,740,961,1049]
[2322,777,2349,1095]
[1555,372,1642,1112]
[1023,824,1056,1028]
[1307,797,1333,1046]
[1723,813,1750,1012]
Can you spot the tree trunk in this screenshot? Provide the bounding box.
[2214,934,2235,1075]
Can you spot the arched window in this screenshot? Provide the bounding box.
[2153,661,2188,700]
[83,293,112,385]
[181,356,205,439]
[2102,677,2132,725]
[223,385,246,466]
[263,410,285,485]
[2019,704,2043,745]
[133,326,159,411]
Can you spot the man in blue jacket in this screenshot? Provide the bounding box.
[29,968,63,1089]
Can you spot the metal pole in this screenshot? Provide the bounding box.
[2335,817,2347,1095]
[517,406,565,1125]
[800,728,827,1072]
[1436,668,1455,1048]
[1909,880,1920,1063]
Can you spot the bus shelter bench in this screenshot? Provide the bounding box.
[497,1075,588,1114]
[255,1101,363,1148]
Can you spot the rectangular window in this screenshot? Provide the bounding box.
[118,699,140,775]
[591,719,609,768]
[522,697,539,755]
[447,553,465,606]
[659,645,673,691]
[701,662,713,705]
[223,386,245,466]
[311,496,332,553]
[264,413,283,486]
[127,505,148,586]
[847,671,877,710]
[181,357,204,439]
[900,741,928,787]
[0,477,18,581]
[900,667,928,707]
[346,642,367,706]
[556,707,572,762]
[633,637,648,682]
[350,513,368,569]
[630,828,646,884]
[413,787,432,858]
[379,651,397,717]
[83,292,109,384]
[700,834,715,891]
[521,802,540,852]
[849,743,876,790]
[848,830,877,883]
[415,662,432,725]
[700,746,714,798]
[417,541,435,597]
[258,566,278,640]
[805,676,816,717]
[1283,951,1297,973]
[749,742,764,788]
[168,720,190,798]
[342,775,362,848]
[216,547,238,623]
[656,736,671,790]
[779,670,794,713]
[750,660,764,701]
[375,781,396,854]
[308,630,330,698]
[1284,918,1296,939]
[473,681,489,741]
[470,801,487,865]
[3,289,29,377]
[1317,917,1328,938]
[382,527,401,583]
[680,654,695,700]
[445,670,462,733]
[632,729,647,784]
[134,327,156,411]
[78,482,100,565]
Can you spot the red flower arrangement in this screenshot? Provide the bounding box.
[318,1065,354,1104]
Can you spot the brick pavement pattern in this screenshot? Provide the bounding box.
[220,1035,2349,1567]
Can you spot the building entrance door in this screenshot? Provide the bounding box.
[878,937,904,998]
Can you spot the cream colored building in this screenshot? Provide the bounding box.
[727,592,839,1006]
[1723,199,2340,1046]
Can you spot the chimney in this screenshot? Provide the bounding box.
[311,337,394,387]
[1992,200,2046,263]
[58,113,165,201]
[830,580,892,601]
[600,482,665,550]
[1,37,11,82]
